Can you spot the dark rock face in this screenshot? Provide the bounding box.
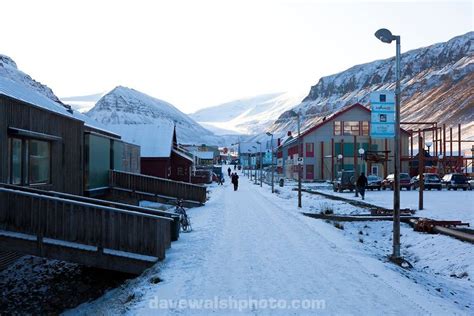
[273,32,473,134]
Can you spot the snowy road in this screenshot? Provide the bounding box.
[72,172,468,315]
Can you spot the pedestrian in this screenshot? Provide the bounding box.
[228,167,232,177]
[356,172,368,200]
[234,164,237,170]
[219,173,225,185]
[231,172,239,191]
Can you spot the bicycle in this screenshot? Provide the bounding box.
[175,199,192,232]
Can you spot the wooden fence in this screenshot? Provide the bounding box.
[0,187,172,274]
[110,170,207,204]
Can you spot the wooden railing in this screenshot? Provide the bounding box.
[110,170,207,204]
[0,187,172,272]
[0,184,181,241]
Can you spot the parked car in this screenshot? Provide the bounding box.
[468,177,474,190]
[442,173,469,191]
[333,170,355,193]
[382,173,411,190]
[410,173,442,190]
[366,175,382,191]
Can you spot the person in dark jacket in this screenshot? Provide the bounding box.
[231,173,239,191]
[227,167,232,177]
[356,172,368,200]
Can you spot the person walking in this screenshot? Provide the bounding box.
[227,167,232,177]
[231,172,239,191]
[356,172,368,200]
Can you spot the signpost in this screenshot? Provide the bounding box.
[297,157,304,165]
[370,91,395,139]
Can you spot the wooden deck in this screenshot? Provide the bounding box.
[0,186,174,274]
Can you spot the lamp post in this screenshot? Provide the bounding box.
[359,148,366,174]
[355,148,366,197]
[438,153,444,176]
[375,27,402,261]
[247,149,251,178]
[252,145,257,184]
[257,141,263,187]
[337,154,343,172]
[231,141,241,171]
[288,110,302,208]
[266,132,275,193]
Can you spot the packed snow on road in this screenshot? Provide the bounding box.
[68,169,473,315]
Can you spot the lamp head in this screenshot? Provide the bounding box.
[266,132,273,136]
[375,28,394,44]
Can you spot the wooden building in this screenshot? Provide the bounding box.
[139,125,194,183]
[0,77,139,196]
[277,103,410,181]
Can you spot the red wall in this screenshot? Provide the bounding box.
[141,158,170,178]
[169,152,192,182]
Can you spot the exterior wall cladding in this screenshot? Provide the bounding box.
[278,104,409,181]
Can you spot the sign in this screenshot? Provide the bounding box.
[370,91,395,138]
[277,158,283,167]
[297,157,304,165]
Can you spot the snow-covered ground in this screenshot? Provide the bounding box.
[301,181,474,225]
[68,169,473,315]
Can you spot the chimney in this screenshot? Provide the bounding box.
[287,131,292,137]
[277,138,281,146]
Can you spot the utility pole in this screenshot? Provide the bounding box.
[297,114,302,208]
[266,132,275,193]
[418,133,424,210]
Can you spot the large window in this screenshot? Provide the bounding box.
[343,121,360,135]
[8,138,51,185]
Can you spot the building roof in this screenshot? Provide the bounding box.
[193,151,214,160]
[277,102,410,149]
[108,120,175,158]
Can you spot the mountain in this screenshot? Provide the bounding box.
[189,91,306,135]
[61,92,106,113]
[86,86,224,146]
[0,54,112,133]
[270,32,474,145]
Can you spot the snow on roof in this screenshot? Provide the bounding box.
[193,151,214,159]
[0,75,77,119]
[106,120,175,157]
[0,77,120,137]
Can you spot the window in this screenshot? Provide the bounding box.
[343,121,360,135]
[177,167,184,176]
[362,121,369,136]
[305,143,314,157]
[8,138,51,185]
[29,140,50,184]
[10,138,22,184]
[334,121,342,135]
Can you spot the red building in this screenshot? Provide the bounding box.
[140,125,193,182]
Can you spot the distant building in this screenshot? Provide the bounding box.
[139,124,194,182]
[277,103,410,181]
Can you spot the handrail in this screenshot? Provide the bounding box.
[0,187,172,222]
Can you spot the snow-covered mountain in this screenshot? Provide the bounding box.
[270,32,474,144]
[0,54,113,133]
[61,92,106,113]
[86,86,224,145]
[189,91,306,135]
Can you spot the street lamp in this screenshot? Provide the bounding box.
[337,154,343,172]
[375,27,402,261]
[252,145,257,184]
[355,148,366,197]
[256,141,263,187]
[288,110,302,208]
[266,132,275,193]
[247,149,252,178]
[359,148,366,174]
[426,141,432,156]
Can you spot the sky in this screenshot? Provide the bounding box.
[0,0,472,113]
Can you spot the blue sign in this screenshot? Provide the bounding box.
[370,91,395,138]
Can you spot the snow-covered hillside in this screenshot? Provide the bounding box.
[61,92,106,113]
[86,86,224,146]
[190,91,306,135]
[271,32,474,144]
